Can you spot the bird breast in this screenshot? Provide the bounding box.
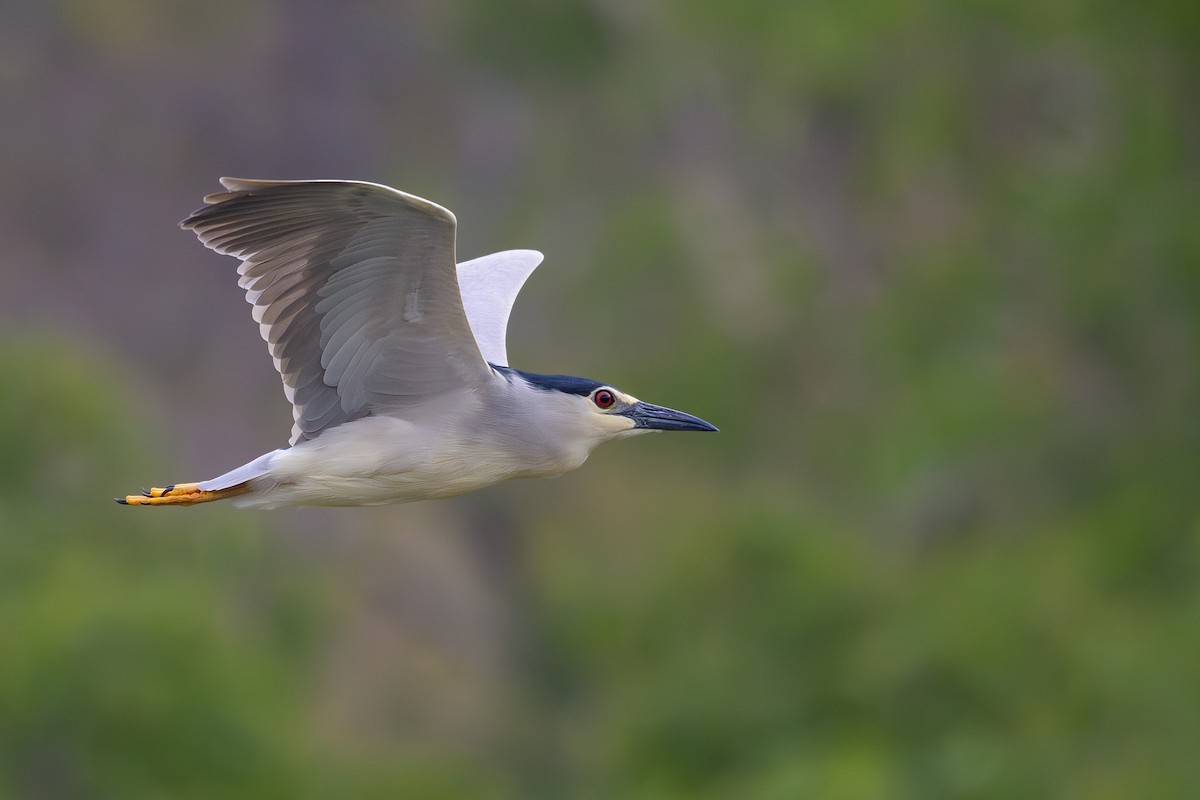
[258,401,589,507]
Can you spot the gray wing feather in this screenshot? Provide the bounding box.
[183,178,490,445]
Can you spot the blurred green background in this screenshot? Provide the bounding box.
[2,1,1199,797]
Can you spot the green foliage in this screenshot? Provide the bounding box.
[520,481,1200,798]
[7,0,1200,796]
[0,341,500,798]
[457,0,615,81]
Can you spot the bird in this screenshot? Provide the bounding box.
[117,178,717,509]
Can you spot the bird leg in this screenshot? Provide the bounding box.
[116,482,249,506]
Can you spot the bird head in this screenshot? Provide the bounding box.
[584,384,719,437]
[500,368,717,448]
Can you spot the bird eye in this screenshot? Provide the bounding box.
[593,389,616,409]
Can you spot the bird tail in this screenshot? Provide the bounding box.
[116,482,251,506]
[116,451,279,507]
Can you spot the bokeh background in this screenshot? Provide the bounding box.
[3,1,1199,797]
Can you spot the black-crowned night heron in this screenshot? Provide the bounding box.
[118,179,717,508]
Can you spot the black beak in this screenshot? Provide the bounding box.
[621,401,719,432]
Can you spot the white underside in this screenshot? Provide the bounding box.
[192,369,647,509]
[202,419,540,509]
[194,377,637,509]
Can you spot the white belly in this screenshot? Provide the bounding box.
[235,415,570,509]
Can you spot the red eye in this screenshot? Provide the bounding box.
[593,389,615,409]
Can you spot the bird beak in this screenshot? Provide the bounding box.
[621,401,719,432]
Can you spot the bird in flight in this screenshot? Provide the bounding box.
[118,179,716,508]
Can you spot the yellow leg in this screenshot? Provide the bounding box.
[116,482,250,506]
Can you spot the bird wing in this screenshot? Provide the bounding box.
[183,178,492,445]
[456,249,544,367]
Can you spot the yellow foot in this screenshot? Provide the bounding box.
[116,482,249,507]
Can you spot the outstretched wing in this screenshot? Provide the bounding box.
[456,249,544,367]
[183,178,491,445]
